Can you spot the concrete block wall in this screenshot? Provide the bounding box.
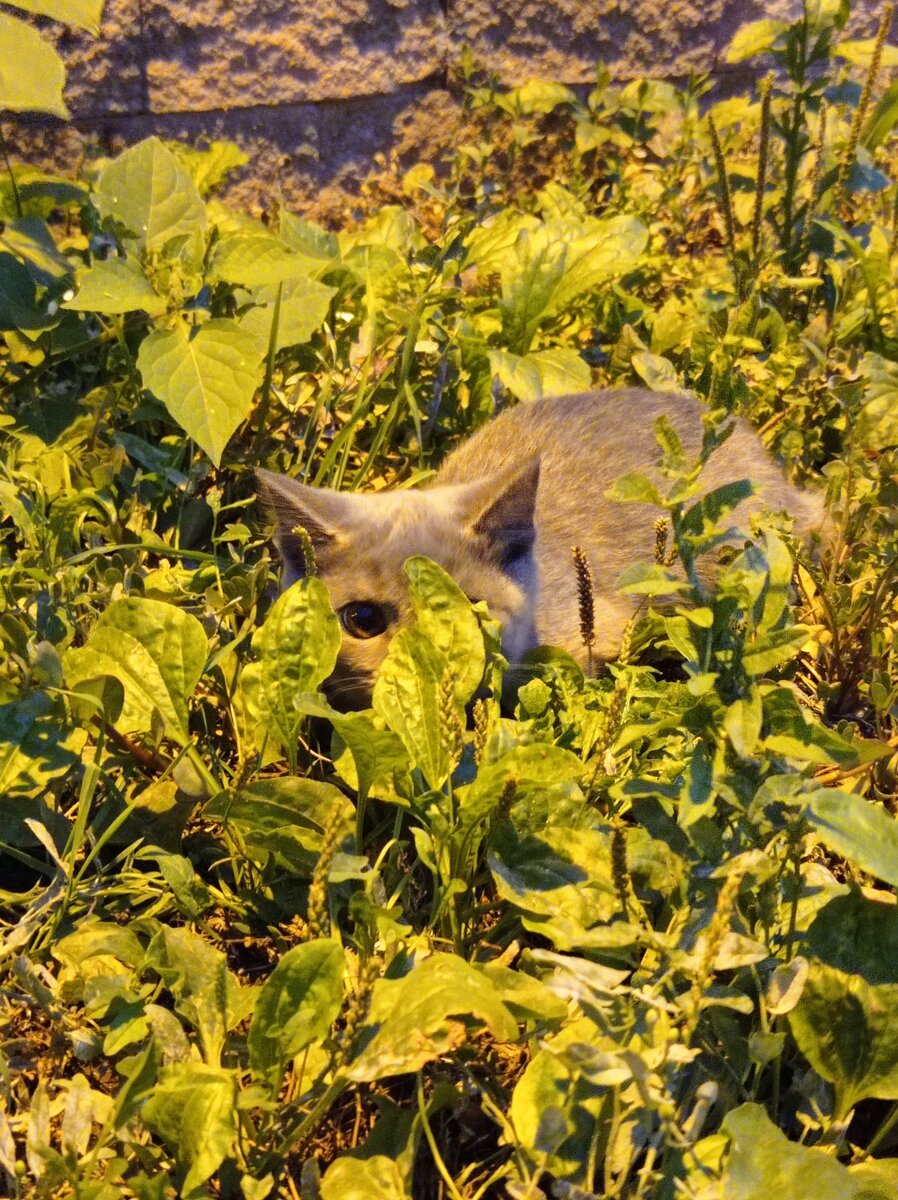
[8,0,893,218]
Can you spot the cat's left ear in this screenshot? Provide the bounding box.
[461,456,540,568]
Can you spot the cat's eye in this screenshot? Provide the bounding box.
[339,601,390,639]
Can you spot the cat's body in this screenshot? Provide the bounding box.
[258,390,826,708]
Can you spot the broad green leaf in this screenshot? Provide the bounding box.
[511,81,577,114]
[64,255,166,316]
[459,744,585,828]
[802,890,898,984]
[0,217,72,282]
[631,350,680,392]
[724,20,788,62]
[404,557,485,704]
[137,319,264,465]
[849,1160,898,1200]
[854,354,898,451]
[144,925,254,1066]
[209,233,321,288]
[295,695,410,800]
[725,689,762,758]
[248,940,345,1088]
[763,688,877,767]
[373,627,452,789]
[489,346,591,402]
[835,39,898,69]
[142,1065,237,1194]
[0,13,67,117]
[279,211,340,266]
[804,789,898,888]
[347,954,518,1082]
[171,139,249,195]
[488,824,618,941]
[789,961,898,1120]
[249,578,341,749]
[321,1155,409,1200]
[510,1015,609,1181]
[742,626,810,676]
[238,276,337,351]
[95,137,206,251]
[720,1103,856,1196]
[8,1,103,32]
[205,777,351,875]
[499,215,647,352]
[64,597,207,745]
[605,471,662,506]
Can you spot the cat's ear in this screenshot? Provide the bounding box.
[256,469,358,577]
[461,456,540,568]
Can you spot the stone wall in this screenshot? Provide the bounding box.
[7,0,893,218]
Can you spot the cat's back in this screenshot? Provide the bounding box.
[435,389,695,487]
[434,389,824,661]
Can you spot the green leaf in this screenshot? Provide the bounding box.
[835,39,898,69]
[499,215,647,352]
[248,940,344,1089]
[725,689,762,758]
[137,319,264,465]
[724,20,788,63]
[64,255,167,316]
[404,557,485,705]
[511,81,577,114]
[631,350,680,392]
[321,1155,409,1200]
[804,789,898,888]
[854,354,898,451]
[7,1,103,32]
[142,1065,237,1194]
[0,217,72,283]
[95,137,206,251]
[790,961,898,1120]
[720,1103,856,1196]
[205,777,350,875]
[605,471,662,506]
[0,251,56,332]
[347,954,518,1082]
[489,346,591,402]
[373,627,452,789]
[0,12,68,117]
[209,233,321,288]
[145,925,253,1066]
[64,597,207,745]
[488,825,618,947]
[248,578,341,750]
[238,276,337,351]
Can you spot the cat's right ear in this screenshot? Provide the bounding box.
[256,469,355,578]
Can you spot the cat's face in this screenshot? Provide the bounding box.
[257,459,541,708]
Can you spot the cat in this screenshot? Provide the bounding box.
[257,389,827,709]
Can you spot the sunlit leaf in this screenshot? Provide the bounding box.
[137,319,264,465]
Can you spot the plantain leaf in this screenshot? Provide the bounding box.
[63,597,207,745]
[248,940,344,1090]
[247,578,341,751]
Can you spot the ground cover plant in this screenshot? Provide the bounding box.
[3,0,898,1196]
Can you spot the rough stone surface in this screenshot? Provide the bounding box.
[11,1,898,213]
[141,0,448,110]
[46,0,146,117]
[448,0,897,84]
[8,85,462,221]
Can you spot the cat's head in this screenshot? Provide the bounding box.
[257,459,541,708]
